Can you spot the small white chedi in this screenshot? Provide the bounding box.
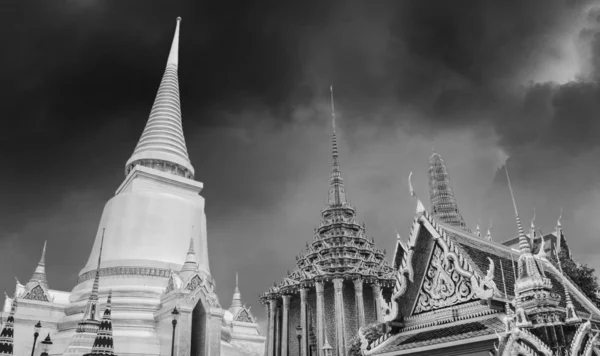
[1,17,265,356]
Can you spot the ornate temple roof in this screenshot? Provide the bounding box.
[260,88,394,301]
[363,165,600,356]
[20,242,51,302]
[125,17,194,178]
[428,150,468,231]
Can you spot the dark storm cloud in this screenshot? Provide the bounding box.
[2,0,600,332]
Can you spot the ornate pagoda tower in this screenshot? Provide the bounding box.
[260,87,395,356]
[428,150,468,230]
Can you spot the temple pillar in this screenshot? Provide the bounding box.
[281,295,291,356]
[315,281,325,356]
[207,308,225,356]
[300,288,309,356]
[269,299,277,356]
[333,278,346,356]
[353,278,366,328]
[264,303,271,356]
[275,302,281,356]
[372,283,382,322]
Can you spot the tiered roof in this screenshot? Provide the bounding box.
[260,88,394,301]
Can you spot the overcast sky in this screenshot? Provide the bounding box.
[1,0,600,333]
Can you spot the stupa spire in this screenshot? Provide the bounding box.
[180,230,199,281]
[428,151,467,230]
[84,291,115,356]
[80,229,105,327]
[27,241,48,289]
[0,298,17,355]
[231,272,242,308]
[327,85,347,207]
[125,17,194,179]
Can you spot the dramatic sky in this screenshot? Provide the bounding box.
[1,0,600,332]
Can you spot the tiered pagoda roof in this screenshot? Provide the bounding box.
[261,88,394,301]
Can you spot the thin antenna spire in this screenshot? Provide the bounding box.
[505,164,531,254]
[330,85,336,132]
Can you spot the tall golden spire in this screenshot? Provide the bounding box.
[126,17,194,179]
[327,85,347,207]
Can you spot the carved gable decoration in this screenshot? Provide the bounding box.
[22,285,49,302]
[413,242,477,314]
[236,309,253,323]
[186,275,203,291]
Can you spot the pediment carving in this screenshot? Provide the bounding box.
[413,242,477,314]
[22,285,49,302]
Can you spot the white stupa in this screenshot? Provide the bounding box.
[1,17,264,356]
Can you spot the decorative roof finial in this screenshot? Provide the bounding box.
[486,219,492,241]
[555,250,580,324]
[535,228,548,260]
[556,208,563,255]
[409,172,426,214]
[230,272,242,309]
[505,164,530,254]
[476,222,481,237]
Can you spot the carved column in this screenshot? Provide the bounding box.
[353,279,366,328]
[315,281,325,356]
[281,295,291,356]
[275,303,281,356]
[333,278,346,356]
[264,304,270,356]
[268,299,277,356]
[372,283,382,322]
[300,288,309,356]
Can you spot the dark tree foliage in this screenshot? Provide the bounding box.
[348,322,384,356]
[553,250,599,302]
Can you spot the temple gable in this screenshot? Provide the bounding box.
[412,241,478,315]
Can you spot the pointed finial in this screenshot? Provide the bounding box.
[505,164,530,254]
[188,226,195,255]
[409,172,426,214]
[330,85,335,132]
[235,272,239,293]
[486,219,492,241]
[530,208,536,229]
[39,241,47,265]
[557,208,563,227]
[167,17,182,67]
[535,228,547,259]
[476,223,481,237]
